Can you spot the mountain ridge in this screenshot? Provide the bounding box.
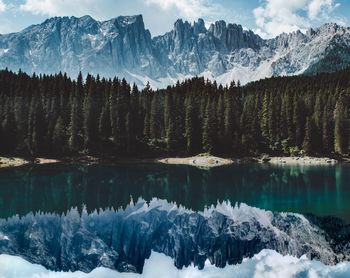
[0,15,349,87]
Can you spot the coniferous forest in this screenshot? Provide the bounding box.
[0,68,350,158]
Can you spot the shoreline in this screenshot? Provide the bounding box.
[0,157,60,169]
[0,155,342,169]
[156,156,234,168]
[265,156,338,165]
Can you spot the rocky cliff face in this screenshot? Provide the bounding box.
[0,15,161,79]
[0,15,349,87]
[0,199,349,274]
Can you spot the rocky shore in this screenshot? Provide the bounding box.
[0,155,341,170]
[0,157,60,169]
[264,156,338,165]
[157,156,233,168]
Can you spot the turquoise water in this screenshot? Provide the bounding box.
[0,163,350,221]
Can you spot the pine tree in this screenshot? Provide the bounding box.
[83,76,98,151]
[302,117,314,155]
[150,94,161,139]
[109,78,120,148]
[260,91,269,144]
[143,111,151,139]
[99,103,111,141]
[1,102,17,153]
[202,98,217,154]
[27,97,45,155]
[14,95,28,151]
[322,109,332,154]
[68,93,80,153]
[334,95,349,154]
[125,112,133,154]
[167,113,177,153]
[52,116,66,153]
[293,96,305,148]
[223,91,234,154]
[185,95,196,154]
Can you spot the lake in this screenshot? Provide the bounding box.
[0,163,349,221]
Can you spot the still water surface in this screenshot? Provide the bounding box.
[0,163,349,221]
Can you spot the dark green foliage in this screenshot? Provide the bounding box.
[202,98,217,154]
[0,68,350,157]
[52,116,66,153]
[1,102,17,153]
[302,117,315,155]
[83,77,98,151]
[334,93,350,154]
[68,90,82,153]
[184,95,197,154]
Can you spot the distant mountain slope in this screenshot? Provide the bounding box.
[0,15,349,87]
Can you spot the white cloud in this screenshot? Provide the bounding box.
[308,0,339,19]
[19,0,101,17]
[18,0,226,35]
[145,0,223,22]
[0,0,7,13]
[253,0,345,38]
[20,0,223,23]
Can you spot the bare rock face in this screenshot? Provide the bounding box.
[0,15,349,87]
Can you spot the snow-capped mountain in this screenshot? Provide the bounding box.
[0,15,349,87]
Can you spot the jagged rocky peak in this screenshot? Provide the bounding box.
[39,15,99,32]
[107,14,152,42]
[208,20,263,51]
[208,20,227,38]
[113,14,144,27]
[0,14,349,88]
[271,29,307,49]
[37,14,148,36]
[193,18,206,35]
[173,19,194,44]
[317,22,342,34]
[306,23,350,38]
[106,14,150,36]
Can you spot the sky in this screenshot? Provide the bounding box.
[0,0,349,38]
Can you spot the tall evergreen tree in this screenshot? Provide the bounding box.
[83,76,98,151]
[185,95,196,154]
[302,117,314,155]
[68,91,80,153]
[52,116,66,153]
[202,98,217,154]
[334,94,349,154]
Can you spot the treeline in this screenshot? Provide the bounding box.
[0,68,350,158]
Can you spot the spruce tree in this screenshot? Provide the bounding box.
[185,95,196,154]
[83,76,98,151]
[1,103,17,153]
[150,94,161,139]
[202,98,217,154]
[167,113,177,153]
[109,78,120,148]
[302,117,314,155]
[99,103,111,141]
[223,91,234,154]
[52,116,66,153]
[68,92,80,153]
[334,95,349,155]
[260,91,269,144]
